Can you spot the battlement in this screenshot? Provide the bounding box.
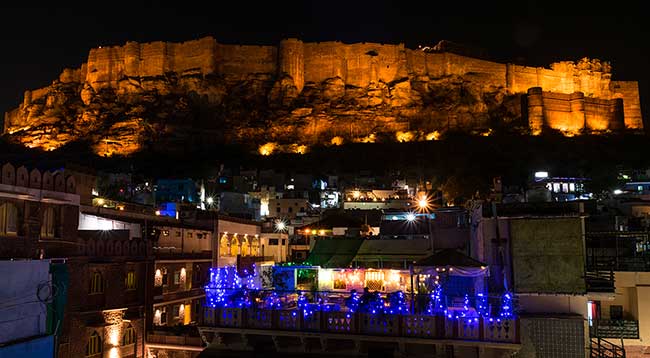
[5,37,643,141]
[54,37,633,100]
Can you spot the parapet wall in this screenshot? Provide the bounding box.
[527,87,624,134]
[11,36,644,133]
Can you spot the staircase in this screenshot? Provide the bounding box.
[590,337,626,358]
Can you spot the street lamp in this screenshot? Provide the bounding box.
[416,194,431,212]
[406,213,416,222]
[275,219,287,232]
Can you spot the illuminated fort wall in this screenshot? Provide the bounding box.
[12,36,643,133]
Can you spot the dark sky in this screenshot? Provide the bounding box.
[1,1,648,121]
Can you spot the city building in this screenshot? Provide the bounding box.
[0,260,66,357]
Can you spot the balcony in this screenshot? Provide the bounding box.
[585,270,615,293]
[199,307,520,354]
[147,327,204,352]
[590,319,639,339]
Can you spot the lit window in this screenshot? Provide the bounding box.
[125,271,136,290]
[173,304,181,318]
[187,232,193,238]
[41,207,56,238]
[173,271,181,284]
[122,324,136,346]
[562,183,569,193]
[0,202,18,235]
[552,183,560,193]
[162,230,169,236]
[85,331,102,357]
[89,272,103,294]
[569,183,576,192]
[176,231,181,237]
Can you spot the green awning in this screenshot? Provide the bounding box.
[306,238,365,268]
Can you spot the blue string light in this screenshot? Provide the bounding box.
[205,265,515,322]
[499,292,513,318]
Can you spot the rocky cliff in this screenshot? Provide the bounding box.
[3,37,642,156]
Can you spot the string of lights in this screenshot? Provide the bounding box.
[204,265,516,320]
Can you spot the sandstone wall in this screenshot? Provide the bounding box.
[3,36,644,143]
[527,88,624,134]
[611,81,643,129]
[216,43,277,80]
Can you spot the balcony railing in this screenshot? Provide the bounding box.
[200,307,519,344]
[591,319,639,339]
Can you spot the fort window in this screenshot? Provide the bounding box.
[122,324,136,346]
[89,272,104,294]
[125,271,136,290]
[41,207,56,238]
[0,202,18,235]
[85,331,102,357]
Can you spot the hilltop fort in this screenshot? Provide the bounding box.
[3,37,642,156]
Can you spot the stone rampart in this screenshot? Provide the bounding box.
[5,36,644,139]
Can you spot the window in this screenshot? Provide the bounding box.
[89,272,103,294]
[41,207,56,238]
[276,207,281,213]
[125,271,136,290]
[197,233,203,239]
[162,230,169,236]
[0,202,18,235]
[193,265,202,283]
[187,232,193,238]
[610,305,623,320]
[162,268,168,285]
[85,331,102,357]
[194,300,202,320]
[288,207,293,213]
[122,324,136,346]
[160,307,167,324]
[173,270,181,284]
[269,238,279,246]
[176,231,181,237]
[282,239,286,245]
[173,304,181,318]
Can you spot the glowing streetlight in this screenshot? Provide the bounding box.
[207,197,214,205]
[275,219,287,232]
[406,213,416,222]
[415,194,431,212]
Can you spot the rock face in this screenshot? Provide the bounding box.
[2,37,642,156]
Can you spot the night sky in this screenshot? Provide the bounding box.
[1,1,648,122]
